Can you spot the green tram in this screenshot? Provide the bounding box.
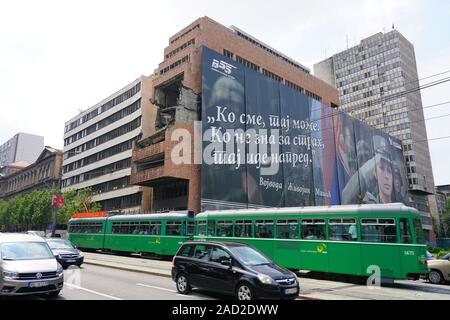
[194,204,429,280]
[68,211,194,256]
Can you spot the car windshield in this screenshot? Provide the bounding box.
[1,242,54,261]
[441,253,450,260]
[228,246,271,266]
[47,240,74,250]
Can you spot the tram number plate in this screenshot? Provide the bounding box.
[285,288,298,295]
[29,281,49,288]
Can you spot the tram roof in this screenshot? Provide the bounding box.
[69,211,192,222]
[196,203,419,218]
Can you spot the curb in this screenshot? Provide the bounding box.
[84,260,172,278]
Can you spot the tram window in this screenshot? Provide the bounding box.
[139,223,150,235]
[196,220,207,236]
[187,221,194,236]
[255,220,274,239]
[328,218,357,241]
[301,219,325,240]
[399,218,412,244]
[149,221,161,235]
[216,221,233,237]
[276,220,298,239]
[166,221,182,236]
[119,223,129,234]
[413,219,425,244]
[234,220,252,237]
[130,222,140,235]
[112,222,120,234]
[207,221,215,236]
[361,218,396,243]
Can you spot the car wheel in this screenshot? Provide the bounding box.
[236,283,254,300]
[428,270,443,284]
[176,274,191,294]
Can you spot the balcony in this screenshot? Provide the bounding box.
[133,141,165,163]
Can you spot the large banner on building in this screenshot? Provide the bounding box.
[201,46,407,210]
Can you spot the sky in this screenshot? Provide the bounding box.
[0,0,449,185]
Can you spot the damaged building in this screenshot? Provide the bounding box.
[130,16,339,213]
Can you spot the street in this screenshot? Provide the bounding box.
[5,253,450,300]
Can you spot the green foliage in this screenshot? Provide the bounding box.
[0,188,101,231]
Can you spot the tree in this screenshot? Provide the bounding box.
[58,188,101,224]
[444,199,450,237]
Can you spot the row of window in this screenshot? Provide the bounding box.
[65,116,141,160]
[64,100,141,147]
[63,139,133,174]
[69,220,194,237]
[166,38,195,59]
[65,83,141,134]
[160,55,189,75]
[224,49,322,102]
[98,192,142,211]
[170,24,199,44]
[91,176,130,195]
[196,217,423,244]
[62,158,131,188]
[233,30,310,74]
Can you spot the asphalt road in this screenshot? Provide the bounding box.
[3,262,450,300]
[9,264,230,300]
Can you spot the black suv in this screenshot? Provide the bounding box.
[171,241,299,300]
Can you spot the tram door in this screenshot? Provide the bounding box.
[298,219,329,272]
[274,220,301,269]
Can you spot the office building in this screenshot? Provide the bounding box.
[314,30,436,241]
[0,133,44,167]
[61,76,153,213]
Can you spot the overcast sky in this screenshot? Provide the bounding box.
[1,0,449,185]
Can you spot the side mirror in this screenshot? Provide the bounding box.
[220,259,232,268]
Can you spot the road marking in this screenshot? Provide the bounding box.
[136,283,176,293]
[64,282,123,300]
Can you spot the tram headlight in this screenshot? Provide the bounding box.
[257,274,275,285]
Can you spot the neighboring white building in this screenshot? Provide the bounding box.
[0,133,44,167]
[61,76,152,213]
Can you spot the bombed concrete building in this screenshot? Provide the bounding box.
[130,17,339,213]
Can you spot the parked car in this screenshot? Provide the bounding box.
[0,233,64,296]
[26,230,46,238]
[426,251,435,260]
[46,239,84,268]
[427,252,450,284]
[172,241,299,300]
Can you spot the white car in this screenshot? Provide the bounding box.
[0,233,64,296]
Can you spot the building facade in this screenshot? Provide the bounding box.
[130,16,339,213]
[61,76,153,213]
[0,147,62,199]
[313,30,436,242]
[0,133,44,167]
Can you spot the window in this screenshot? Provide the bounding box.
[166,221,182,236]
[196,220,206,236]
[234,220,252,238]
[413,219,425,244]
[276,220,299,239]
[360,218,396,243]
[210,247,231,264]
[178,244,193,257]
[328,218,357,241]
[149,221,162,235]
[301,219,326,240]
[193,245,210,261]
[223,49,234,59]
[216,221,233,237]
[399,218,412,243]
[186,221,194,236]
[254,220,274,239]
[207,220,215,236]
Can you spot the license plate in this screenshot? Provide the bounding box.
[66,259,76,263]
[285,288,298,295]
[29,281,48,288]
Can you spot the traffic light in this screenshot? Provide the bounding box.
[52,195,58,207]
[58,195,64,208]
